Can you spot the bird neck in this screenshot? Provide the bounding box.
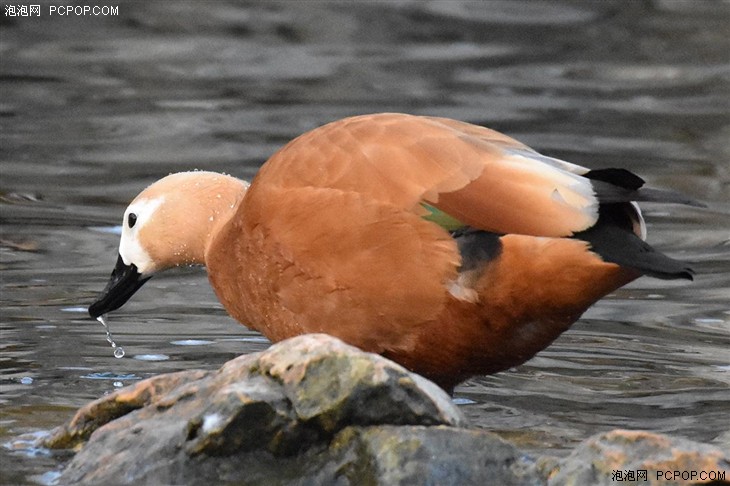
[198,177,250,264]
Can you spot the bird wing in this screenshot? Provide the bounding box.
[254,113,599,237]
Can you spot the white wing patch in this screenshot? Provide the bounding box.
[503,147,589,175]
[504,148,598,216]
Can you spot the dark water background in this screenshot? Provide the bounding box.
[1,1,729,484]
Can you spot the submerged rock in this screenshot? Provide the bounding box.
[37,334,728,485]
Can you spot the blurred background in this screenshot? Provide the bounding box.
[1,1,729,483]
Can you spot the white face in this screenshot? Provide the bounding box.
[118,196,164,275]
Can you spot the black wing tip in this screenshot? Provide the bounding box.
[575,220,698,282]
[646,265,695,281]
[680,264,696,281]
[585,168,645,190]
[585,168,707,208]
[636,187,707,208]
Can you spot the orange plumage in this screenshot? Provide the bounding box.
[90,113,697,391]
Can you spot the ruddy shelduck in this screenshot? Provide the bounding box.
[89,113,699,391]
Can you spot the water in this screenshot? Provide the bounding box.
[96,315,125,359]
[1,1,729,484]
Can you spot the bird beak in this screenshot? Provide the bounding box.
[88,254,151,318]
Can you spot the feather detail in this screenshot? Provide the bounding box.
[256,113,602,237]
[97,113,702,391]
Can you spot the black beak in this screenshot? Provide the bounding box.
[88,254,151,318]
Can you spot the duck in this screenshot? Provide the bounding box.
[88,113,699,392]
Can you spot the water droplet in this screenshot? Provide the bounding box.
[96,315,125,359]
[20,376,33,385]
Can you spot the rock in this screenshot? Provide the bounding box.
[325,425,543,486]
[35,334,728,485]
[44,334,510,485]
[43,369,210,450]
[547,429,730,486]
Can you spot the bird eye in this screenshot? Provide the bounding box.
[127,213,137,228]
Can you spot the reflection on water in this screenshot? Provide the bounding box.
[1,1,729,483]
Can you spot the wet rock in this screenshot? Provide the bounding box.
[325,425,543,486]
[43,369,210,450]
[37,334,728,485]
[43,334,502,485]
[547,429,730,486]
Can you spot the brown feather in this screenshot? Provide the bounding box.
[253,113,598,236]
[205,114,639,389]
[384,236,640,390]
[102,113,694,391]
[208,182,459,353]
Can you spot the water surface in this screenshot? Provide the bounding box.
[1,1,729,483]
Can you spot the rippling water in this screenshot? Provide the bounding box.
[1,1,729,483]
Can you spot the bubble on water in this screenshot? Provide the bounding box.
[96,314,125,359]
[20,376,33,385]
